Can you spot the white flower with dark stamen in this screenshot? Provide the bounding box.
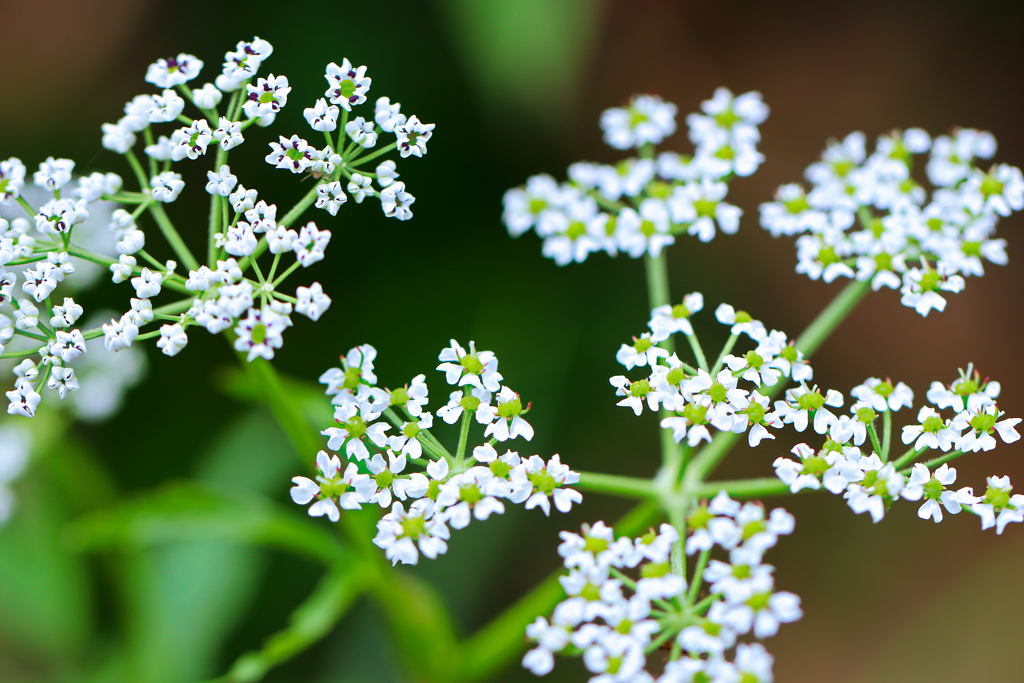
[150,172,184,203]
[266,135,317,173]
[315,181,347,216]
[293,221,331,266]
[205,164,237,196]
[213,117,244,151]
[295,282,331,321]
[395,116,434,158]
[156,323,188,357]
[304,98,339,132]
[324,59,371,111]
[243,74,290,119]
[149,90,185,123]
[146,53,203,87]
[344,117,377,148]
[380,181,415,220]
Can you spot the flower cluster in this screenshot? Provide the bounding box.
[1,37,435,418]
[502,88,768,266]
[524,494,800,682]
[290,342,581,565]
[774,365,1021,530]
[760,128,1023,316]
[611,292,816,449]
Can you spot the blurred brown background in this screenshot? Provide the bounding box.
[1,0,1022,681]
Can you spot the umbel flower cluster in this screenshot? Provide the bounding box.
[524,507,798,683]
[760,128,1022,316]
[289,341,582,565]
[0,38,434,418]
[495,92,1023,683]
[502,89,768,265]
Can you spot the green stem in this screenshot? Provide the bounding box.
[576,471,658,499]
[685,278,872,485]
[794,278,871,358]
[882,409,892,461]
[17,196,37,219]
[690,593,718,615]
[710,333,738,376]
[644,628,676,655]
[346,141,397,169]
[899,449,964,475]
[669,504,686,580]
[455,409,472,462]
[690,477,793,500]
[867,422,884,461]
[238,183,323,270]
[684,332,709,373]
[686,549,710,606]
[148,203,200,271]
[124,149,149,190]
[892,446,923,471]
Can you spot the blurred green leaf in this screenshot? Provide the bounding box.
[65,481,344,566]
[210,562,369,683]
[433,0,607,127]
[0,469,93,672]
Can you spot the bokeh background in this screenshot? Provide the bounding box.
[2,0,1023,681]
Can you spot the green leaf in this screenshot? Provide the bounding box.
[210,563,369,683]
[65,481,344,566]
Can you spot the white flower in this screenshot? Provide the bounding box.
[668,178,742,242]
[901,406,959,452]
[600,94,678,150]
[46,366,79,399]
[971,476,1024,534]
[0,157,27,204]
[373,499,450,565]
[218,37,274,90]
[150,172,185,203]
[293,221,331,267]
[436,467,507,529]
[374,96,406,132]
[101,122,136,154]
[146,53,203,88]
[900,261,965,316]
[295,282,331,321]
[6,384,42,418]
[266,135,317,173]
[344,117,378,148]
[192,82,222,109]
[315,181,347,216]
[903,463,962,522]
[479,386,534,442]
[508,454,581,515]
[952,405,1021,452]
[213,117,244,151]
[102,314,138,351]
[437,339,503,392]
[322,401,389,461]
[773,443,857,494]
[851,377,914,412]
[380,181,415,221]
[347,174,372,202]
[708,573,802,638]
[324,60,371,111]
[244,201,277,233]
[74,172,121,203]
[714,304,766,342]
[501,173,560,237]
[611,375,661,417]
[304,98,339,132]
[205,164,237,197]
[149,90,186,123]
[155,323,188,357]
[33,157,75,191]
[615,332,668,370]
[49,297,83,328]
[687,88,768,148]
[172,119,213,160]
[243,74,291,119]
[233,306,289,361]
[843,455,904,523]
[291,451,371,522]
[364,450,419,508]
[395,116,434,158]
[648,292,703,341]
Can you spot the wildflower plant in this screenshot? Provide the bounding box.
[2,39,1022,683]
[1,37,433,416]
